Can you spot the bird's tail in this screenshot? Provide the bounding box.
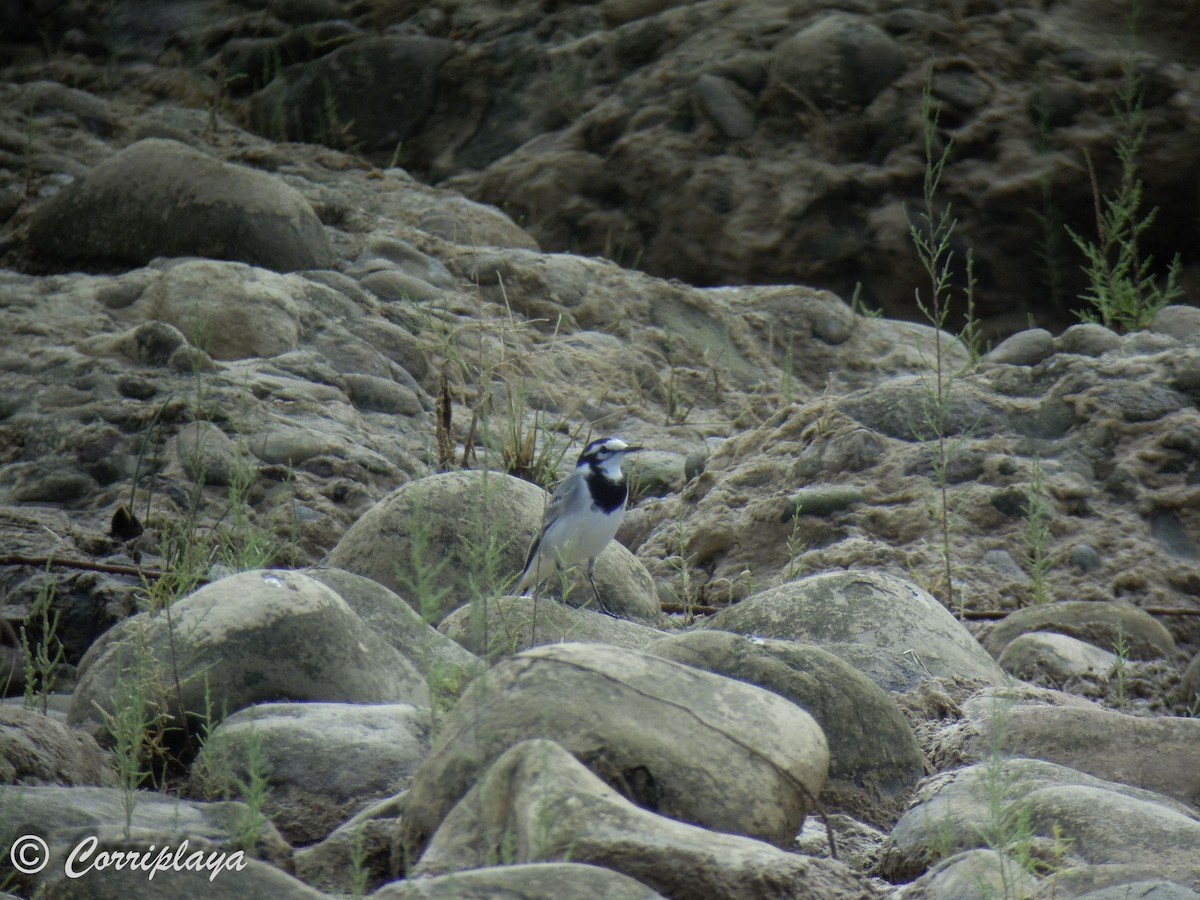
[513,533,542,596]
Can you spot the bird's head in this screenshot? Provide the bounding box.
[577,437,643,476]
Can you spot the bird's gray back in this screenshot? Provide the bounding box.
[542,469,590,531]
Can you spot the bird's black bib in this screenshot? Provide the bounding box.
[586,469,627,513]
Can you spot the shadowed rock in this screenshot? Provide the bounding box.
[68,569,430,733]
[700,571,1006,692]
[399,643,829,860]
[25,138,334,273]
[411,739,870,900]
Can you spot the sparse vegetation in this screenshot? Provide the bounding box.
[666,512,698,623]
[19,565,65,715]
[1065,7,1183,332]
[908,73,981,618]
[1022,458,1056,606]
[782,512,809,583]
[1110,622,1130,710]
[94,630,162,839]
[973,688,1071,898]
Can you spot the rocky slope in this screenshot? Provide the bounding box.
[1,2,1200,899]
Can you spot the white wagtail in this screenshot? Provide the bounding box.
[514,436,643,613]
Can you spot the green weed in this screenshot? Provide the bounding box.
[1023,458,1056,605]
[1065,9,1182,332]
[908,74,981,617]
[94,630,163,839]
[19,566,65,715]
[1110,622,1129,710]
[666,512,698,623]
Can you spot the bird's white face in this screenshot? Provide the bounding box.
[578,437,641,477]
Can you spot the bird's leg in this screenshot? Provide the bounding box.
[586,558,616,617]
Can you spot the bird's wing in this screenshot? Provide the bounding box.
[541,470,588,531]
[522,470,587,571]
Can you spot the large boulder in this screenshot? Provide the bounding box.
[981,600,1177,661]
[646,630,926,826]
[307,567,483,702]
[409,739,872,900]
[2,784,294,898]
[700,571,1006,691]
[328,470,661,624]
[951,687,1200,810]
[24,138,334,273]
[119,260,309,361]
[189,701,431,845]
[68,569,430,733]
[399,643,829,858]
[0,707,115,786]
[880,757,1200,883]
[438,594,664,660]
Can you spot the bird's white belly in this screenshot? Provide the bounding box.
[542,506,624,566]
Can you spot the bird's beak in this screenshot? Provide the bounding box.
[624,446,644,453]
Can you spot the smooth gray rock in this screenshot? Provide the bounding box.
[293,792,406,894]
[411,739,869,900]
[896,848,1038,900]
[306,567,483,702]
[769,13,908,109]
[957,692,1200,810]
[439,594,663,659]
[701,571,1006,691]
[1151,305,1200,343]
[4,785,295,898]
[694,72,756,139]
[1057,323,1121,356]
[986,328,1055,366]
[997,631,1117,686]
[839,375,1007,440]
[880,757,1200,883]
[173,421,240,486]
[376,862,666,900]
[329,471,661,625]
[24,138,334,272]
[399,643,829,858]
[190,701,431,845]
[68,570,430,732]
[646,630,925,826]
[40,856,328,899]
[1042,867,1200,899]
[0,707,115,786]
[128,260,308,361]
[982,601,1176,661]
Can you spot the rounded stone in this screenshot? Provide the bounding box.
[700,570,1006,691]
[986,328,1055,366]
[982,600,1176,662]
[1151,305,1200,343]
[646,630,925,825]
[1057,322,1121,356]
[25,138,334,273]
[997,631,1117,685]
[770,13,908,109]
[329,470,660,624]
[399,643,829,855]
[68,569,430,731]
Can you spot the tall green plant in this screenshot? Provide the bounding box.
[1065,10,1182,332]
[909,76,979,617]
[1023,458,1056,606]
[19,567,65,714]
[95,633,162,839]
